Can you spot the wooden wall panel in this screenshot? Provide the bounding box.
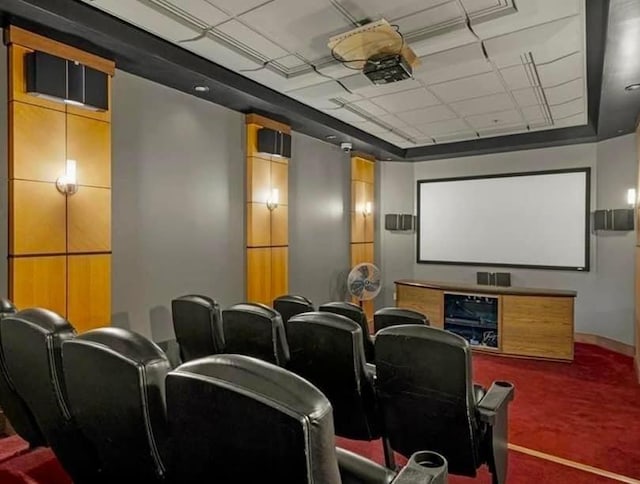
[67,115,111,187]
[10,256,66,315]
[245,115,289,306]
[396,285,444,328]
[272,247,288,301]
[10,102,65,181]
[247,247,272,306]
[68,255,111,333]
[10,180,66,255]
[67,187,111,253]
[7,27,112,326]
[350,155,376,324]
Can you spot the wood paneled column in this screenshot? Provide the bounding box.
[636,123,640,381]
[245,114,289,306]
[350,154,376,328]
[6,26,114,332]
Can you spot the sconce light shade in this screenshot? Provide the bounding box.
[627,188,636,206]
[266,188,279,211]
[56,160,78,195]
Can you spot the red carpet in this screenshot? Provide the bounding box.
[0,342,637,483]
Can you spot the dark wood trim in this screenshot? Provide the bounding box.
[395,279,577,297]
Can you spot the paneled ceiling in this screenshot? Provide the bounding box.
[83,0,587,149]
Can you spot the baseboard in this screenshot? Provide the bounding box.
[636,355,640,384]
[575,332,635,357]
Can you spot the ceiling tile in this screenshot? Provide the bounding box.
[350,100,388,116]
[544,78,584,105]
[333,0,446,24]
[206,0,270,15]
[522,105,546,122]
[340,73,374,92]
[275,54,307,69]
[351,120,391,134]
[416,118,470,136]
[433,131,478,143]
[465,109,523,129]
[450,92,514,117]
[554,112,587,128]
[430,71,505,103]
[370,88,440,113]
[215,20,289,59]
[478,124,527,137]
[91,0,200,41]
[409,27,478,57]
[396,104,457,125]
[328,107,370,124]
[550,98,584,120]
[499,64,533,90]
[165,0,229,26]
[354,78,423,97]
[240,0,352,61]
[377,114,409,129]
[289,80,347,99]
[511,88,539,107]
[394,2,464,33]
[184,36,265,70]
[377,132,419,146]
[536,52,583,88]
[413,42,491,84]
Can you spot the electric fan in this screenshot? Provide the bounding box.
[347,262,382,302]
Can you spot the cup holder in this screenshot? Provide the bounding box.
[411,451,446,469]
[495,381,513,389]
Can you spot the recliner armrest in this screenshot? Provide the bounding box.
[477,381,514,425]
[393,451,448,484]
[365,363,376,381]
[337,447,396,484]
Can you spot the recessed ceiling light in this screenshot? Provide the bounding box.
[194,85,210,93]
[325,135,337,140]
[625,83,640,91]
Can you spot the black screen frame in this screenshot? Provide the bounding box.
[416,167,591,271]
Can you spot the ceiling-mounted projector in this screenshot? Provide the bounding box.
[328,19,420,85]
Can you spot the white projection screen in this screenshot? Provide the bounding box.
[417,169,590,270]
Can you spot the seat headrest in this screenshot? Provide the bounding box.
[377,324,467,348]
[5,308,75,336]
[274,294,312,305]
[67,327,167,365]
[288,311,361,334]
[173,294,218,309]
[226,302,279,320]
[172,354,329,417]
[374,307,428,321]
[0,299,17,315]
[320,301,362,313]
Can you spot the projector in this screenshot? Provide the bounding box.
[363,54,413,85]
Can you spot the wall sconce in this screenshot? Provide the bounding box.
[363,201,372,217]
[56,159,78,195]
[266,188,279,211]
[627,188,636,206]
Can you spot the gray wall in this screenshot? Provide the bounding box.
[379,138,637,345]
[289,132,351,306]
[0,45,7,298]
[111,71,245,344]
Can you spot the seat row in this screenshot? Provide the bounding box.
[0,300,447,484]
[170,295,514,484]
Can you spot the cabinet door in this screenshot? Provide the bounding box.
[502,295,574,360]
[396,285,443,328]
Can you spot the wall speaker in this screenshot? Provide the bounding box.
[495,272,511,287]
[400,214,415,231]
[25,51,109,111]
[593,209,634,231]
[385,214,400,230]
[477,272,491,285]
[257,128,292,158]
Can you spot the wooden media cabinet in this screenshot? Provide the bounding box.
[395,280,576,361]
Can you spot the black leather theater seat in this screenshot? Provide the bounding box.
[373,307,429,333]
[1,308,102,483]
[166,354,398,484]
[222,302,290,366]
[273,294,314,324]
[171,294,224,362]
[318,301,374,362]
[375,325,514,484]
[0,299,45,448]
[62,327,171,483]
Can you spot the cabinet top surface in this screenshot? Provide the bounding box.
[395,279,577,297]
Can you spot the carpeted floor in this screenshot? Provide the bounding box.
[0,342,638,483]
